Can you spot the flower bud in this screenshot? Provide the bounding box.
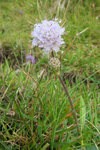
[48,57,60,70]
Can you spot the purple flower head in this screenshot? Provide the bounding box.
[31,19,65,55]
[26,55,35,64]
[20,11,23,14]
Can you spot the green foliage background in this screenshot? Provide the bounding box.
[0,0,100,149]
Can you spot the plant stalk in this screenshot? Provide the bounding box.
[51,50,54,57]
[58,74,80,134]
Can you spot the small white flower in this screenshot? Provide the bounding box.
[34,23,38,27]
[59,19,62,23]
[55,17,58,21]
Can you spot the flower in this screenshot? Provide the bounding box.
[19,11,23,14]
[36,18,38,21]
[26,55,35,64]
[31,20,65,55]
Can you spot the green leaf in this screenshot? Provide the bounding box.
[38,125,42,137]
[0,140,10,150]
[41,143,50,150]
[5,58,10,73]
[86,145,99,150]
[80,96,86,131]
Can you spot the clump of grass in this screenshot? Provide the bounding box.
[1,56,100,149]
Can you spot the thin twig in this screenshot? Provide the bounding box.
[92,139,99,150]
[33,65,47,95]
[58,74,80,134]
[61,27,89,61]
[86,119,100,134]
[1,78,14,103]
[15,65,39,88]
[39,65,47,84]
[61,35,76,61]
[76,27,89,36]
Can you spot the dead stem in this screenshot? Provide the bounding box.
[61,27,88,61]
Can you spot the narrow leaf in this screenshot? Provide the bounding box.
[80,96,86,131]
